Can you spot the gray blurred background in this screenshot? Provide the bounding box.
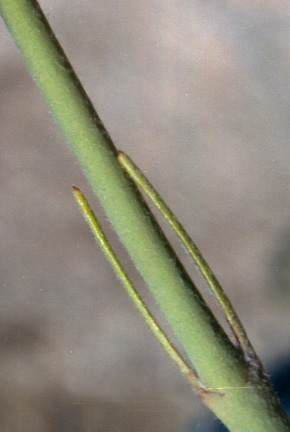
[1,1,290,431]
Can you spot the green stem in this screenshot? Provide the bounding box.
[0,0,235,385]
[73,186,207,395]
[1,1,289,430]
[118,151,261,371]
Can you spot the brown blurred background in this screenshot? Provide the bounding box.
[1,1,290,431]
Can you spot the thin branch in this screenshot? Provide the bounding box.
[118,151,262,373]
[72,186,209,395]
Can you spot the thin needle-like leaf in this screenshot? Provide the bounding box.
[117,151,262,372]
[73,186,209,395]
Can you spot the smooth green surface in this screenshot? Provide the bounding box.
[0,0,237,384]
[1,1,290,430]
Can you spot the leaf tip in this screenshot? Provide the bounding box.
[72,185,82,200]
[117,149,125,160]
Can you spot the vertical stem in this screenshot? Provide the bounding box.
[1,1,290,430]
[0,0,237,384]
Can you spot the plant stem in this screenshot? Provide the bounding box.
[0,0,236,385]
[118,151,262,371]
[73,186,208,395]
[1,1,289,430]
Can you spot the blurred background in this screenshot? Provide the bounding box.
[1,1,290,431]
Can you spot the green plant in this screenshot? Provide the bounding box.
[0,1,289,431]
